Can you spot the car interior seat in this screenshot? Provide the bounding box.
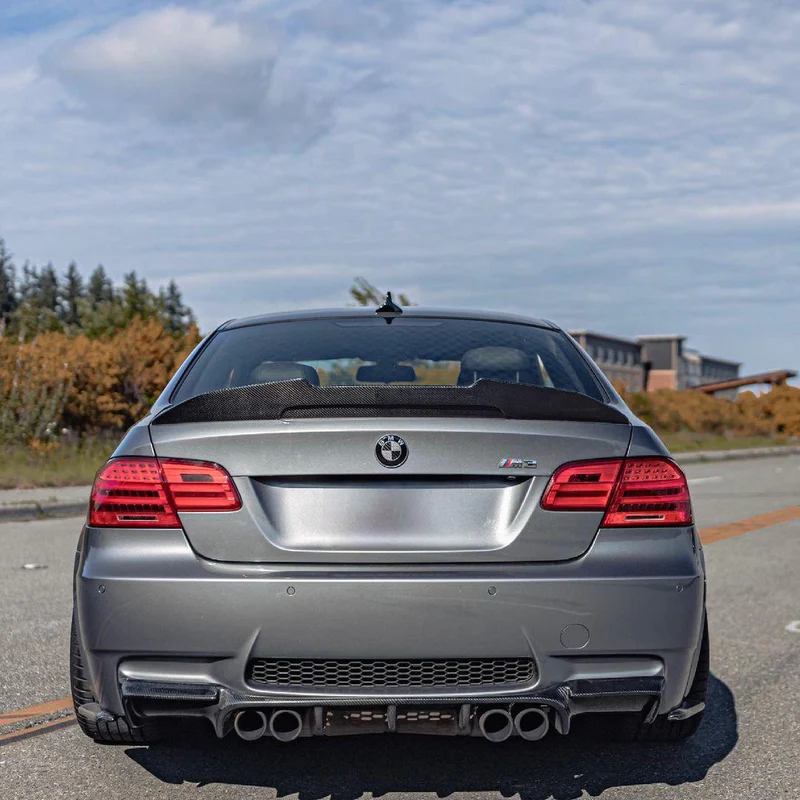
[248,361,321,386]
[457,346,543,386]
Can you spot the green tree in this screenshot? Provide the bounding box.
[79,299,126,339]
[157,279,195,335]
[61,262,85,327]
[349,277,413,307]
[121,271,153,321]
[18,263,38,306]
[87,265,114,309]
[0,238,17,332]
[80,264,123,337]
[14,263,62,336]
[37,263,60,313]
[0,235,199,341]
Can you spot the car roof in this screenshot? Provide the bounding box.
[221,307,559,331]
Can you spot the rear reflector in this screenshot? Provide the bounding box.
[89,457,240,528]
[541,457,692,527]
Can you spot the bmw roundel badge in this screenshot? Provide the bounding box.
[375,434,408,469]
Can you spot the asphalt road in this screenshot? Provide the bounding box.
[1,455,799,799]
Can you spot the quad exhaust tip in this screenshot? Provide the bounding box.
[478,709,514,742]
[514,707,550,741]
[234,705,548,743]
[233,709,268,741]
[478,707,550,742]
[269,709,304,742]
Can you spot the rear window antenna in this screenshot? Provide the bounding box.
[375,291,403,323]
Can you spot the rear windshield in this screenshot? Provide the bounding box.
[173,317,604,403]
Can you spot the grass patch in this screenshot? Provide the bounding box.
[0,439,114,489]
[661,432,789,454]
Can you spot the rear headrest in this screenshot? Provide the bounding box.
[460,347,531,372]
[249,361,320,386]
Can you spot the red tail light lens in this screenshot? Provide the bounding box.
[541,456,692,526]
[603,457,692,527]
[90,458,179,528]
[541,459,623,511]
[160,459,242,512]
[89,457,241,528]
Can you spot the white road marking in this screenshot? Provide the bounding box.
[785,621,800,634]
[688,476,723,485]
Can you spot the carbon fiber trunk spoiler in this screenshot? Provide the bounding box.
[152,379,628,425]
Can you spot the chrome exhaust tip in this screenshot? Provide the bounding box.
[478,708,514,742]
[269,709,304,742]
[513,707,550,742]
[233,709,268,741]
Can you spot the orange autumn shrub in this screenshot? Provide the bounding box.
[0,317,200,442]
[620,385,800,439]
[735,384,800,437]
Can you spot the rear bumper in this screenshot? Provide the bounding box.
[74,525,705,733]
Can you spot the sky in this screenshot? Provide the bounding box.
[1,0,799,375]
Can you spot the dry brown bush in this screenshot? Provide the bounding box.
[619,385,800,439]
[0,317,200,443]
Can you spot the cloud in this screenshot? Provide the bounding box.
[52,7,274,123]
[693,201,800,222]
[1,0,800,375]
[46,5,333,144]
[287,0,413,43]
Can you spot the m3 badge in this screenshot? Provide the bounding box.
[498,458,537,469]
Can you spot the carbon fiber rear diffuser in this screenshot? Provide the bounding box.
[120,676,664,738]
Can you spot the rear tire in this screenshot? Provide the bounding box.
[70,615,161,744]
[602,614,709,743]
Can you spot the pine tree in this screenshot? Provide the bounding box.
[37,263,60,313]
[157,280,195,335]
[0,236,198,342]
[14,263,61,336]
[0,238,17,331]
[19,263,38,305]
[87,265,114,309]
[121,271,152,320]
[61,262,85,327]
[82,264,122,337]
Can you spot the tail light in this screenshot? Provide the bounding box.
[540,459,622,511]
[541,457,692,527]
[89,457,241,528]
[158,460,242,512]
[604,458,692,526]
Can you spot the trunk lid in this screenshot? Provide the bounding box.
[149,417,631,564]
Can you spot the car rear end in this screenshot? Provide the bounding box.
[72,310,706,743]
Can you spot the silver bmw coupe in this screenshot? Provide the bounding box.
[71,297,708,745]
